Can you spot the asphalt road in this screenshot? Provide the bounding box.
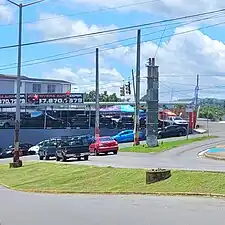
[1,186,225,225]
[2,136,224,171]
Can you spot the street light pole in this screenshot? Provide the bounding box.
[7,0,45,166]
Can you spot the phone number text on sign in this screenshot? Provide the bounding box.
[0,94,26,105]
[37,93,83,104]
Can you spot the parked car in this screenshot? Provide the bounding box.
[158,119,173,128]
[116,116,134,129]
[38,139,62,160]
[0,148,13,158]
[168,116,188,127]
[89,136,118,155]
[21,114,68,129]
[56,136,90,161]
[112,130,146,143]
[158,125,187,139]
[0,113,15,128]
[4,143,34,157]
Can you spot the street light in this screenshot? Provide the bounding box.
[6,0,45,166]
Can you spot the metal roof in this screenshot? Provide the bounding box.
[0,74,71,84]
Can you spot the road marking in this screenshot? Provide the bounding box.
[198,149,209,157]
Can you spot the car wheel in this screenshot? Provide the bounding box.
[45,155,50,160]
[62,156,67,162]
[56,155,60,161]
[3,123,10,129]
[84,155,89,161]
[158,134,162,139]
[39,156,44,160]
[94,149,99,156]
[77,157,81,161]
[179,131,183,137]
[113,150,118,155]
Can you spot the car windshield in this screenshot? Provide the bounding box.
[100,137,112,142]
[173,117,183,120]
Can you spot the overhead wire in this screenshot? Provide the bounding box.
[1,8,225,50]
[1,13,225,70]
[0,0,162,28]
[0,13,222,70]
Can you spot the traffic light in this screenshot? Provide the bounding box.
[120,85,125,96]
[66,91,70,103]
[125,82,131,95]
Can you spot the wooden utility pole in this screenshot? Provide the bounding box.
[133,29,141,146]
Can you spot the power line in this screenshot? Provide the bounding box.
[0,14,220,70]
[0,0,162,28]
[1,14,225,71]
[160,74,225,77]
[154,24,167,57]
[1,8,225,50]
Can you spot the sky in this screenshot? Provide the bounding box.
[1,0,225,101]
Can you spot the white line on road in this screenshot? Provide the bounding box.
[198,149,209,157]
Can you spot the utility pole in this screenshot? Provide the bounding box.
[95,48,100,138]
[146,58,159,147]
[133,29,141,146]
[131,69,136,98]
[193,74,199,129]
[7,0,45,166]
[195,74,199,106]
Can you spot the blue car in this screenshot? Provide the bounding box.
[112,130,146,143]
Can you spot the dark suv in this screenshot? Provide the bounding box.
[38,139,61,160]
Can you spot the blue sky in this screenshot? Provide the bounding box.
[1,0,225,100]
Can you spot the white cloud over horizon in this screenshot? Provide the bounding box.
[29,13,118,47]
[37,23,225,100]
[26,3,225,101]
[0,0,13,22]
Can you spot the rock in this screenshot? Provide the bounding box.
[9,160,22,168]
[146,168,171,184]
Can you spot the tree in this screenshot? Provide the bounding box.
[199,106,225,121]
[84,90,120,102]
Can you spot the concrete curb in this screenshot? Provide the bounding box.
[1,183,225,198]
[204,153,225,161]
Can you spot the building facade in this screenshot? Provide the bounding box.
[0,74,71,94]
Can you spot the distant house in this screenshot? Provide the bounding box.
[0,74,71,94]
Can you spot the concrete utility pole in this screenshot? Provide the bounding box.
[133,29,141,146]
[7,0,45,165]
[95,48,100,138]
[194,74,199,106]
[131,69,136,98]
[146,58,159,147]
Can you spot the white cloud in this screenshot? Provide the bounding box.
[69,0,225,17]
[43,67,124,94]
[104,25,225,100]
[29,13,117,47]
[0,1,13,22]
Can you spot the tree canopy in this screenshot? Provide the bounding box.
[84,90,120,102]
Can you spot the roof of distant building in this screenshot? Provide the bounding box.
[0,74,71,84]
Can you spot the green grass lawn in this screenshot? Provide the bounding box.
[0,162,225,196]
[120,136,217,153]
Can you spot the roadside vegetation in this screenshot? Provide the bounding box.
[120,136,216,153]
[0,162,225,196]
